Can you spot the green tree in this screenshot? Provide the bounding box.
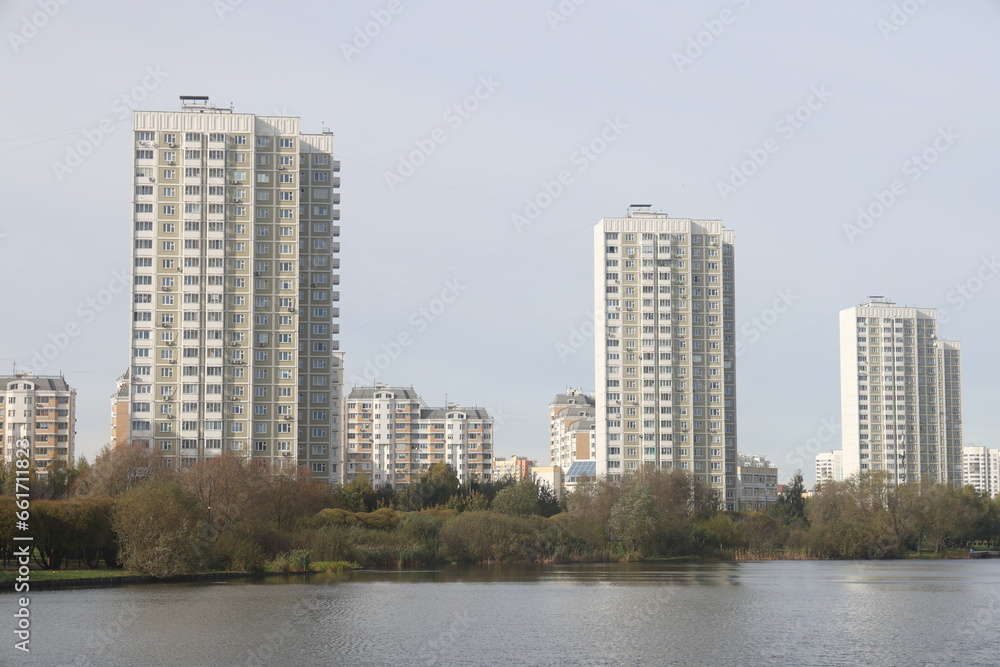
[402,463,460,510]
[771,471,807,526]
[609,483,656,555]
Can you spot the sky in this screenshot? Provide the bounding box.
[2,0,998,488]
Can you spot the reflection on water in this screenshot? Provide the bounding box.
[9,560,1000,666]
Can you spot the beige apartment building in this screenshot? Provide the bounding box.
[0,373,75,475]
[736,454,778,510]
[345,386,493,488]
[549,388,595,474]
[839,298,962,486]
[128,97,343,483]
[594,206,738,510]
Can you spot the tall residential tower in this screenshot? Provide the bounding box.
[595,206,737,509]
[128,97,342,483]
[839,298,962,485]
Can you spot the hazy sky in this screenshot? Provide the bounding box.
[2,1,998,487]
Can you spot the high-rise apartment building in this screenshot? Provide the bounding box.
[595,206,737,509]
[962,445,1000,497]
[128,96,342,483]
[815,450,844,488]
[0,373,75,475]
[839,298,962,486]
[549,388,595,474]
[344,386,493,488]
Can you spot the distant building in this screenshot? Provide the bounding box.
[110,368,131,448]
[532,465,564,499]
[962,446,1000,497]
[565,460,597,494]
[839,298,962,486]
[736,454,778,511]
[344,385,492,488]
[549,388,595,474]
[815,450,844,487]
[594,207,738,510]
[0,373,76,476]
[494,455,534,481]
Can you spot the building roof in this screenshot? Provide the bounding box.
[422,407,492,420]
[551,391,596,407]
[0,374,72,392]
[347,386,421,401]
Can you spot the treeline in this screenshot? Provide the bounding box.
[2,447,999,578]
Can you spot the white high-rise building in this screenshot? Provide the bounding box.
[595,206,737,509]
[815,450,844,487]
[128,96,343,483]
[962,446,1000,497]
[839,298,962,486]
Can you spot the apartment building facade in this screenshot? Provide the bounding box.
[962,445,1000,497]
[0,373,75,475]
[815,450,844,488]
[839,298,962,485]
[736,453,778,510]
[595,206,738,510]
[344,386,493,488]
[549,388,595,474]
[128,97,342,483]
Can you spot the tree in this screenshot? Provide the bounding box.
[609,483,656,555]
[771,471,807,526]
[78,444,167,497]
[401,463,460,510]
[112,481,208,578]
[177,453,265,538]
[255,469,334,530]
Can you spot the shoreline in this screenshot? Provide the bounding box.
[2,552,989,592]
[0,570,316,593]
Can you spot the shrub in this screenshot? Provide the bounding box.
[111,481,208,578]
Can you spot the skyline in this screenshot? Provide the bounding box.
[2,1,999,488]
